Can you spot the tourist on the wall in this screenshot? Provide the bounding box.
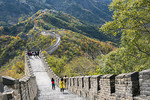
[51,78,55,90]
[64,75,67,89]
[60,78,65,92]
[36,51,39,56]
[32,51,36,56]
[28,52,32,56]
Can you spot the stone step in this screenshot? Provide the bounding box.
[29,56,86,100]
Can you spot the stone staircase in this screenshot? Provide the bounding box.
[29,56,86,100]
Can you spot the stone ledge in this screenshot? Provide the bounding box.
[0,75,4,93]
[91,75,101,78]
[116,72,138,79]
[101,74,116,79]
[139,69,150,75]
[74,76,84,78]
[84,76,91,78]
[0,75,2,82]
[2,76,16,85]
[0,93,7,100]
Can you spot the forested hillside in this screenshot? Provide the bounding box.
[0,31,54,78]
[0,35,25,78]
[0,0,112,26]
[0,10,116,78]
[0,10,117,42]
[43,29,116,77]
[45,0,112,24]
[0,36,25,66]
[96,0,150,75]
[0,0,31,26]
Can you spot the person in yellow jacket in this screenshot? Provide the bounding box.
[60,78,65,92]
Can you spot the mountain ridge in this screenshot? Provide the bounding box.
[0,0,112,26]
[0,10,118,42]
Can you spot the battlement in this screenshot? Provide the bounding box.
[0,52,37,100]
[40,51,150,100]
[1,51,150,100]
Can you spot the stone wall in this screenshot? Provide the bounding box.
[115,72,139,100]
[39,52,60,86]
[0,75,4,92]
[0,75,7,100]
[46,32,61,54]
[0,52,38,100]
[65,71,150,100]
[139,69,150,100]
[39,51,150,100]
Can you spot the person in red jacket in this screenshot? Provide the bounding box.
[51,78,55,90]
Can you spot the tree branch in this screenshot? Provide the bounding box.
[134,42,150,56]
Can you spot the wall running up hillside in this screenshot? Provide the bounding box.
[40,51,150,100]
[40,52,60,86]
[0,52,38,100]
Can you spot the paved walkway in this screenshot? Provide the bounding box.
[29,56,85,100]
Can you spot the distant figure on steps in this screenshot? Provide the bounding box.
[36,51,39,56]
[60,78,65,92]
[32,52,36,56]
[51,78,55,90]
[28,52,32,57]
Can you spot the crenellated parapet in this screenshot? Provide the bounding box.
[0,75,4,93]
[0,52,38,100]
[99,74,116,99]
[64,72,142,100]
[115,72,139,99]
[38,51,150,100]
[0,75,7,100]
[138,69,150,100]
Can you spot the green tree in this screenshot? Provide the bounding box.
[99,0,150,74]
[101,0,150,56]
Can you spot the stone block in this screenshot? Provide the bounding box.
[0,75,4,93]
[90,75,101,94]
[77,76,84,90]
[84,76,91,91]
[139,69,150,97]
[2,76,16,85]
[115,72,139,98]
[100,74,116,97]
[74,76,80,91]
[0,93,7,100]
[76,90,81,96]
[140,69,150,75]
[142,91,150,96]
